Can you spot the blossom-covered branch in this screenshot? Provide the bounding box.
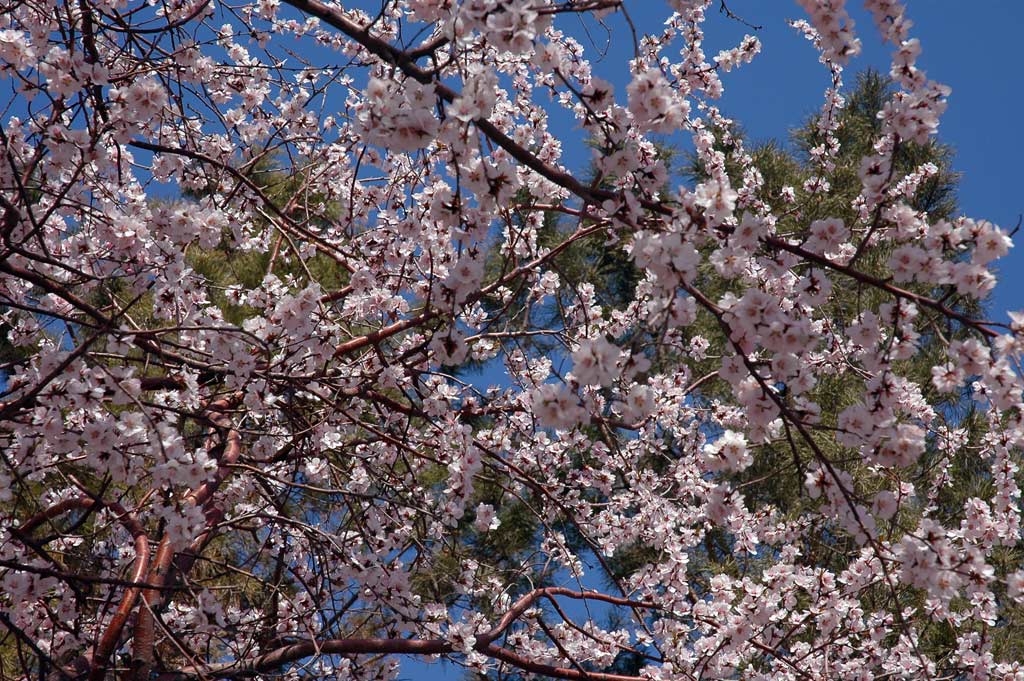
[1,0,1022,679]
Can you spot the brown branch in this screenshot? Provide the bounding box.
[13,496,152,680]
[768,238,998,338]
[131,394,243,681]
[162,587,656,680]
[718,0,763,31]
[478,587,658,646]
[0,558,176,590]
[89,506,151,681]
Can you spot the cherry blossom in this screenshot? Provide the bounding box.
[0,1,1022,680]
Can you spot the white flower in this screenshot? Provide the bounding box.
[694,178,738,227]
[873,490,899,520]
[627,68,688,133]
[572,336,620,387]
[530,383,586,430]
[703,430,752,472]
[303,457,330,483]
[620,384,656,423]
[357,76,439,152]
[431,327,469,366]
[473,503,500,532]
[1008,571,1024,604]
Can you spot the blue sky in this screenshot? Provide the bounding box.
[398,2,1024,679]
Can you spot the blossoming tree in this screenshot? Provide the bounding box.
[1,0,1023,679]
